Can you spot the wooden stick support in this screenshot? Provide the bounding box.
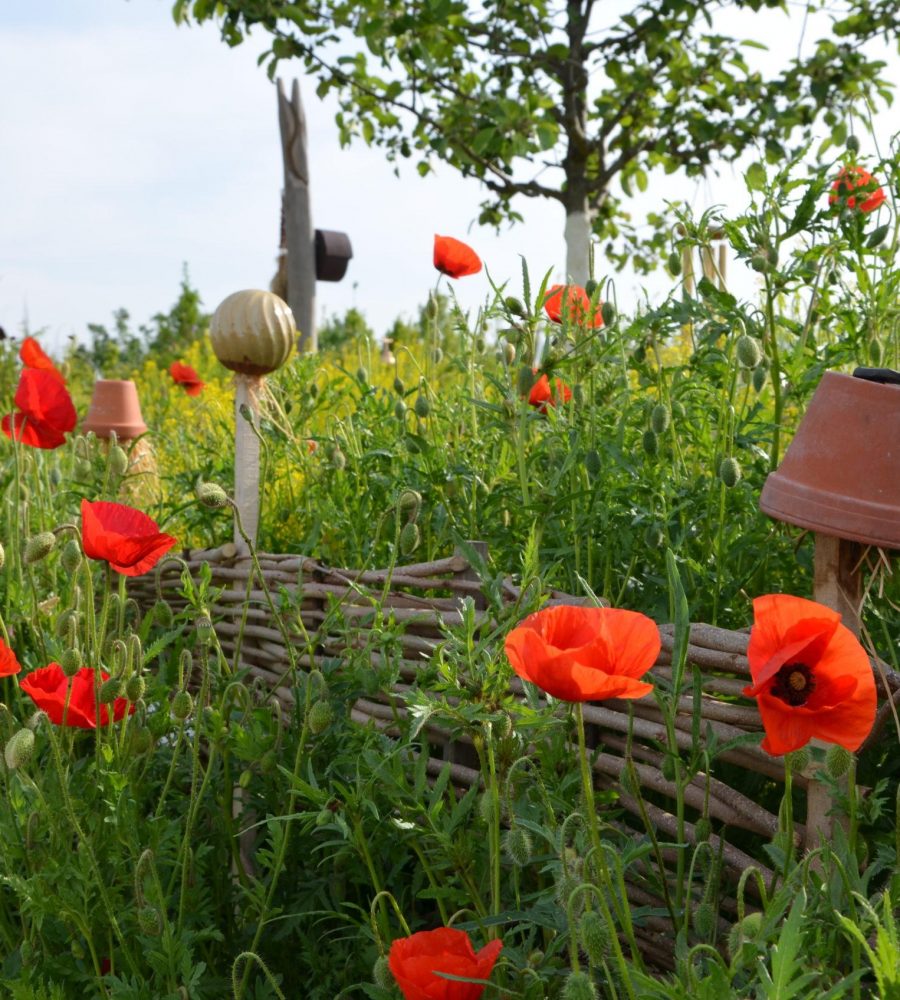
[233,376,262,548]
[805,532,863,851]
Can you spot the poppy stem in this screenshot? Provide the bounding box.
[782,753,795,879]
[574,702,641,993]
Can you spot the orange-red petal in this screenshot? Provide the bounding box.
[433,235,482,279]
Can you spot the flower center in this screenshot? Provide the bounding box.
[770,662,815,707]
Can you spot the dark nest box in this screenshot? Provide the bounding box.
[315,229,353,282]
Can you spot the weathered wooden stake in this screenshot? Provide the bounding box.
[233,377,263,547]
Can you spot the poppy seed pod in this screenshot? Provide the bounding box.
[650,403,671,435]
[718,456,742,487]
[846,133,861,153]
[4,728,35,770]
[24,532,56,566]
[562,970,598,1000]
[502,341,516,365]
[736,335,763,369]
[195,615,214,647]
[197,482,229,509]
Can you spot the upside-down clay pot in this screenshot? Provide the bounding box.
[82,380,148,440]
[759,370,900,549]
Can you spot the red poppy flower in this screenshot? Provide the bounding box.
[388,927,502,1000]
[505,604,660,702]
[528,372,573,413]
[433,235,482,279]
[81,499,177,577]
[0,638,21,677]
[828,166,886,214]
[1,368,77,449]
[742,594,876,756]
[543,284,603,327]
[169,362,205,397]
[20,664,133,728]
[20,337,65,384]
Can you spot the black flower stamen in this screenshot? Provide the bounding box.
[770,662,815,707]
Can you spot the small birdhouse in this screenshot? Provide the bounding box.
[315,229,353,282]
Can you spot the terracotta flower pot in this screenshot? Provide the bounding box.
[82,380,148,441]
[759,370,900,549]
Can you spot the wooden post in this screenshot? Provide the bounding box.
[233,376,263,548]
[277,79,317,353]
[804,533,863,851]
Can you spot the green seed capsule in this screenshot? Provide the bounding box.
[504,295,525,317]
[719,456,742,488]
[238,768,253,789]
[650,403,671,435]
[502,341,516,365]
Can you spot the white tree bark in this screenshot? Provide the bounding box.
[564,209,591,286]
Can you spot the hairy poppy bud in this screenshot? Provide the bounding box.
[99,676,124,705]
[238,768,253,789]
[661,753,678,783]
[399,522,420,556]
[125,675,146,703]
[505,295,525,316]
[5,728,35,770]
[693,901,716,938]
[477,791,494,824]
[846,133,860,153]
[49,467,62,487]
[307,699,334,735]
[562,970,598,1000]
[584,449,601,479]
[197,482,229,509]
[517,366,535,397]
[171,690,193,722]
[153,600,175,628]
[356,366,368,385]
[60,649,81,677]
[372,955,393,989]
[432,347,443,364]
[331,448,347,471]
[394,399,407,420]
[694,817,712,843]
[752,366,767,393]
[195,615,214,647]
[787,746,811,773]
[718,457,742,488]
[579,911,609,965]
[308,382,319,400]
[600,301,616,326]
[393,376,405,395]
[137,905,162,936]
[130,727,152,754]
[644,523,665,549]
[650,403,670,435]
[414,395,431,419]
[502,341,516,365]
[24,532,56,566]
[736,335,763,369]
[826,744,854,778]
[503,826,533,867]
[641,430,658,457]
[398,490,422,518]
[60,539,82,574]
[109,446,129,477]
[667,251,682,276]
[727,911,762,961]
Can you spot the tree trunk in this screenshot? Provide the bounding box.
[277,79,317,353]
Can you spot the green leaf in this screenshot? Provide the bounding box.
[745,162,766,191]
[866,223,890,249]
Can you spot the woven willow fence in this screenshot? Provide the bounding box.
[130,542,896,968]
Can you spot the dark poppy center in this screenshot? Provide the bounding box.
[770,662,815,707]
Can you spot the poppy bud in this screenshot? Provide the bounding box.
[197,482,229,509]
[502,341,516,365]
[524,980,546,1000]
[736,335,763,369]
[137,905,162,936]
[315,808,332,827]
[694,817,712,843]
[125,675,146,703]
[398,489,422,517]
[693,901,715,938]
[475,337,486,353]
[870,339,882,364]
[644,524,665,549]
[309,382,319,400]
[23,532,56,566]
[171,690,193,722]
[578,911,609,965]
[195,614,214,647]
[505,295,525,316]
[393,376,405,395]
[661,753,678,783]
[584,449,601,478]
[238,768,253,789]
[4,728,35,770]
[61,539,82,575]
[718,457,742,488]
[99,676,124,704]
[562,970,597,1000]
[70,939,85,961]
[153,600,175,628]
[727,911,762,961]
[109,446,129,477]
[600,301,616,326]
[148,709,171,739]
[129,727,153,754]
[331,448,347,471]
[416,419,428,436]
[399,522,420,556]
[516,366,535,397]
[477,791,494,824]
[75,458,93,480]
[414,395,431,419]
[752,366,767,393]
[432,347,443,364]
[60,649,81,677]
[650,404,670,435]
[641,430,658,456]
[554,872,580,912]
[372,956,393,989]
[503,826,533,866]
[356,366,368,384]
[394,400,407,420]
[667,251,682,276]
[846,134,860,153]
[308,699,334,735]
[825,743,854,778]
[49,467,62,486]
[787,746,811,773]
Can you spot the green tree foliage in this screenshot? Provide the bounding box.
[173,0,899,269]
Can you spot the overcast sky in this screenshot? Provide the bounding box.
[2,1,897,355]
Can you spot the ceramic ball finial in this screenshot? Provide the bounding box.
[209,290,296,375]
